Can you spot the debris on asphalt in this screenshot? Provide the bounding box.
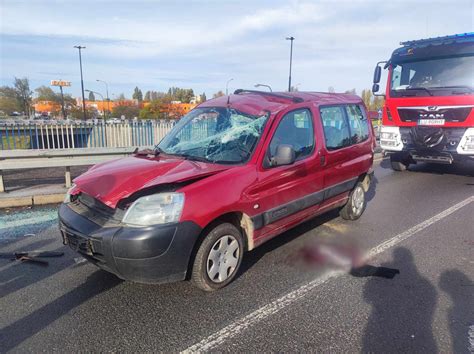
[0,251,64,267]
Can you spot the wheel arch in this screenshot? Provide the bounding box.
[185,211,255,279]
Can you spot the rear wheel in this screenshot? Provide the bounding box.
[340,182,366,220]
[191,223,244,291]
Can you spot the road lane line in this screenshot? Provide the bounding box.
[183,195,474,352]
[366,195,474,258]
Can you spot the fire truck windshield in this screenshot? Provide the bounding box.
[390,55,474,97]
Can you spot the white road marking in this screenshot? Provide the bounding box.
[183,195,474,353]
[468,324,474,353]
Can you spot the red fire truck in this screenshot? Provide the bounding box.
[372,33,474,171]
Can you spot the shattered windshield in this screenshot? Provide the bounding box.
[158,107,269,164]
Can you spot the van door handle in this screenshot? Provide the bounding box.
[318,151,326,166]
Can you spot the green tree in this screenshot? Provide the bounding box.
[112,105,140,119]
[69,105,98,120]
[200,92,207,102]
[14,77,33,116]
[117,93,126,100]
[132,87,143,101]
[35,86,58,101]
[88,91,95,101]
[0,86,21,116]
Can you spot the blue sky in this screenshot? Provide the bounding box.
[1,0,473,99]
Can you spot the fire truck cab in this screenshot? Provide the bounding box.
[372,33,474,171]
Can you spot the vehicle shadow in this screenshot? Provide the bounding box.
[366,174,378,203]
[439,269,474,353]
[237,208,341,279]
[0,270,122,352]
[362,247,437,352]
[380,158,474,177]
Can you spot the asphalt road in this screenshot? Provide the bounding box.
[0,158,473,353]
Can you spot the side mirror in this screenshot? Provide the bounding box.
[271,144,296,166]
[373,65,382,84]
[372,83,380,94]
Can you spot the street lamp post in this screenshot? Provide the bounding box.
[96,79,110,118]
[225,78,234,95]
[85,90,105,119]
[254,83,272,92]
[74,45,87,120]
[286,36,295,92]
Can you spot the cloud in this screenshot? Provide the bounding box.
[1,0,473,96]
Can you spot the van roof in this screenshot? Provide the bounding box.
[199,90,363,116]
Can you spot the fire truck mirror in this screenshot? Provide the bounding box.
[372,83,380,94]
[373,65,382,84]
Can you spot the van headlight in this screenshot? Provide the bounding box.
[122,193,185,226]
[456,128,474,155]
[64,184,76,203]
[379,126,404,151]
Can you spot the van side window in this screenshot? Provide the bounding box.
[269,109,314,161]
[320,106,351,150]
[345,105,369,144]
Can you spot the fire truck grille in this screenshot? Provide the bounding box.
[398,107,472,122]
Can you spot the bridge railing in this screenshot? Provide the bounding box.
[0,120,176,150]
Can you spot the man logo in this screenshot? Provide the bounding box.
[427,106,439,111]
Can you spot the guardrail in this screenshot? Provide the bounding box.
[0,147,151,192]
[0,120,176,150]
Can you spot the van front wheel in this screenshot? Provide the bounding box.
[340,182,366,220]
[191,223,244,291]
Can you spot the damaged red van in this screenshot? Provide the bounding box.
[59,90,375,291]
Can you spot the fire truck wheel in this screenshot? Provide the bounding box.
[390,155,409,171]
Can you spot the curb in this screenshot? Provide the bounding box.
[0,193,64,209]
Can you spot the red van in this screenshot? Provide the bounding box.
[59,90,375,291]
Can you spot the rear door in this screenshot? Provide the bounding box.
[318,104,372,201]
[250,107,325,243]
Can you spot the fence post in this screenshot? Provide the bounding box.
[0,172,4,192]
[65,166,72,188]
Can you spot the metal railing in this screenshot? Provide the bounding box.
[0,120,176,150]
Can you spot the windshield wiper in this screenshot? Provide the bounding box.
[174,153,214,163]
[404,87,434,96]
[429,85,474,93]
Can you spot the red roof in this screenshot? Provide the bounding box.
[199,91,363,116]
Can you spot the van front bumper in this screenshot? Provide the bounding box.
[58,203,202,284]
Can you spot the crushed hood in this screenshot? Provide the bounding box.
[73,155,231,208]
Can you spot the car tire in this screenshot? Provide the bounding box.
[191,223,244,291]
[390,155,409,171]
[340,182,367,220]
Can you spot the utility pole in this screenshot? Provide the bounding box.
[74,45,87,120]
[286,36,295,92]
[59,85,67,119]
